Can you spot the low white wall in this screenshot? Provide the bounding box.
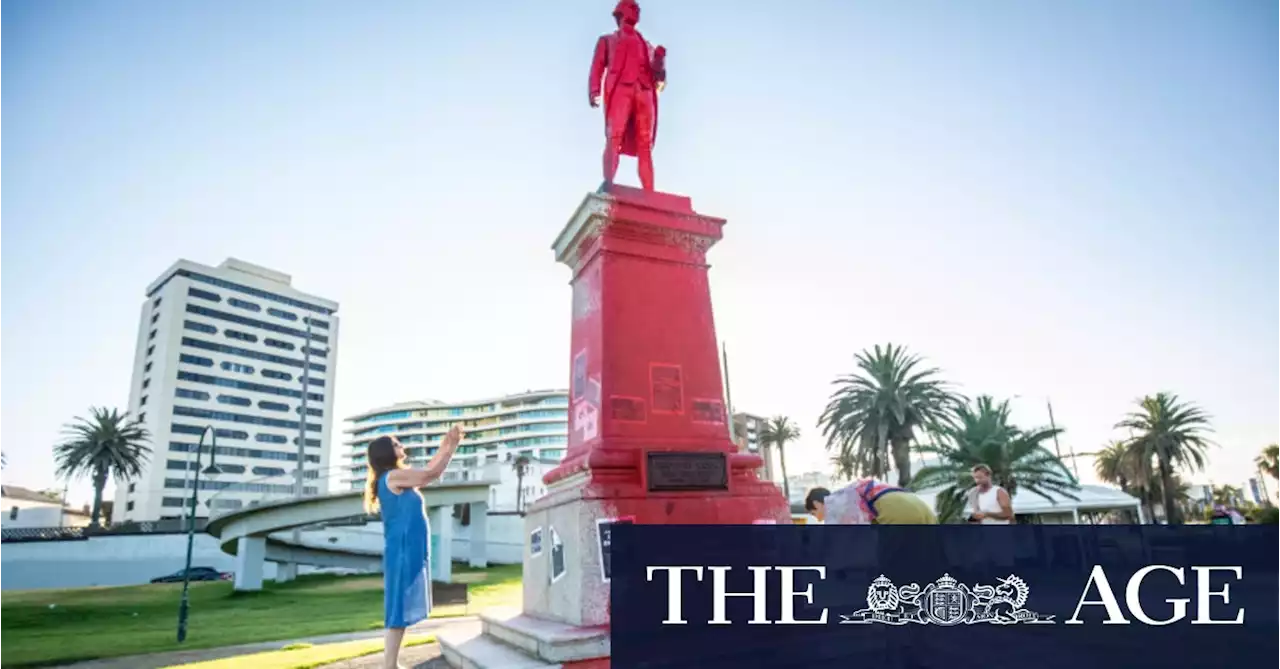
[2,513,529,591]
[1,533,280,591]
[450,513,525,565]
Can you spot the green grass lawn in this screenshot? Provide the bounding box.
[0,563,522,668]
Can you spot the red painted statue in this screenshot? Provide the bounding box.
[589,0,667,191]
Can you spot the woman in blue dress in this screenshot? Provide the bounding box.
[364,425,463,669]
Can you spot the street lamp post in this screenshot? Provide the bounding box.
[177,425,222,643]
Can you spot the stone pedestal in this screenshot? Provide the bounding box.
[441,185,789,668]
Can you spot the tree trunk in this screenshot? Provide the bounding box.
[90,467,108,528]
[778,442,791,503]
[1156,445,1180,525]
[515,470,525,514]
[891,437,912,488]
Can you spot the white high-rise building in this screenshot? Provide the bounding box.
[343,390,568,489]
[115,258,340,522]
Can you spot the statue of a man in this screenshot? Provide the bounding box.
[589,0,667,191]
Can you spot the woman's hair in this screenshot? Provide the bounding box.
[804,487,831,513]
[364,436,405,513]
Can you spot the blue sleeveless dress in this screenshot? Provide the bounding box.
[378,473,431,628]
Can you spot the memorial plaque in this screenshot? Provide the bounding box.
[646,451,729,492]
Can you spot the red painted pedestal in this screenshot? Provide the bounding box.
[440,185,789,669]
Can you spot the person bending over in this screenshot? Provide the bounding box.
[805,479,937,525]
[365,425,464,669]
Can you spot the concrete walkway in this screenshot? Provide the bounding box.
[314,643,447,669]
[52,616,476,669]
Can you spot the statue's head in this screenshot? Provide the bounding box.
[613,0,640,28]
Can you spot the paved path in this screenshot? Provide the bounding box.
[314,643,446,669]
[51,617,475,669]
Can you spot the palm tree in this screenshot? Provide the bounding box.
[1116,393,1213,525]
[913,396,1078,523]
[759,416,800,502]
[512,454,531,515]
[818,344,963,487]
[53,407,151,528]
[1212,484,1242,506]
[1093,439,1158,520]
[1257,444,1279,480]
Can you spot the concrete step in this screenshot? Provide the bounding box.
[480,608,610,664]
[437,621,560,669]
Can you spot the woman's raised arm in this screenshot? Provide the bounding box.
[387,424,464,490]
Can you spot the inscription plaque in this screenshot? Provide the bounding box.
[646,452,729,492]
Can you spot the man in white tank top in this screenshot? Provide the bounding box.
[968,464,1014,525]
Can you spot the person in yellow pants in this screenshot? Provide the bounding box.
[805,479,937,525]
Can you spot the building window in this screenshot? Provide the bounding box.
[228,297,261,312]
[149,329,157,341]
[262,369,293,382]
[181,336,325,373]
[142,378,151,389]
[171,424,249,440]
[188,287,221,303]
[217,394,252,407]
[140,395,148,406]
[138,412,146,422]
[252,466,286,477]
[180,354,214,368]
[128,483,136,493]
[304,347,328,359]
[225,329,258,344]
[304,317,330,330]
[146,345,155,357]
[258,400,290,413]
[186,304,327,344]
[172,405,321,432]
[256,433,288,444]
[293,436,322,448]
[175,388,210,401]
[10,507,19,520]
[264,338,295,351]
[304,377,325,388]
[183,320,217,335]
[176,370,323,403]
[298,407,323,418]
[169,440,319,463]
[220,361,255,375]
[153,297,163,308]
[126,501,135,511]
[164,478,317,495]
[151,312,160,324]
[144,362,153,373]
[268,307,299,321]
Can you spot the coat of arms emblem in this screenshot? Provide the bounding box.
[841,573,1056,626]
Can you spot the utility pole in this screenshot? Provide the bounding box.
[295,318,313,498]
[1046,398,1064,461]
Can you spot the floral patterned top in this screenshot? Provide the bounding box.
[822,478,903,524]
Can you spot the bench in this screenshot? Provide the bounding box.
[431,581,469,610]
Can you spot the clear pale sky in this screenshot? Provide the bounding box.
[3,0,1276,505]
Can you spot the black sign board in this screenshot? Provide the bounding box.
[646,452,729,492]
[597,516,635,582]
